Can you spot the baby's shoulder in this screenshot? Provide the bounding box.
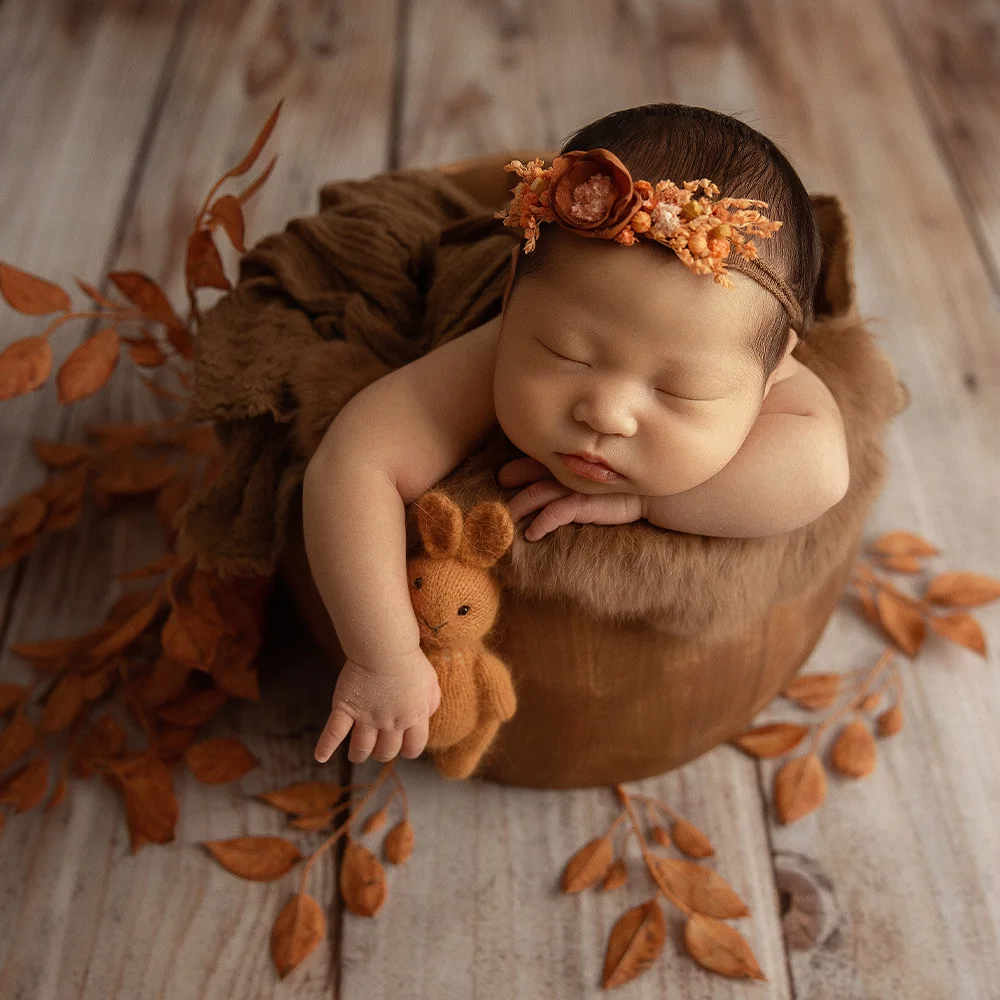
[759,357,842,424]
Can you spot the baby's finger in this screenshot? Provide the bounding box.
[507,480,572,523]
[348,724,379,763]
[314,708,355,763]
[371,729,404,763]
[400,719,429,759]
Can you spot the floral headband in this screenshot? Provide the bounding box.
[494,148,804,333]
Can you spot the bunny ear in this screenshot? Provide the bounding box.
[414,490,464,558]
[457,500,515,568]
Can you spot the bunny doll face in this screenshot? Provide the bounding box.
[407,552,501,651]
[493,234,795,498]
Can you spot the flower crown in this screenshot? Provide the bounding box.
[494,148,804,332]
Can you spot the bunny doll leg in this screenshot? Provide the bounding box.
[432,717,503,780]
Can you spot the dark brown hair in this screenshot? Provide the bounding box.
[506,103,823,384]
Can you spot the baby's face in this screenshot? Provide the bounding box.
[493,236,789,497]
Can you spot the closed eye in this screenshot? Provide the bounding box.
[536,337,587,365]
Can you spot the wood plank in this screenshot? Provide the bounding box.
[0,0,400,996]
[342,0,1000,998]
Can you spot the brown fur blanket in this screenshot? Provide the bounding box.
[176,164,909,642]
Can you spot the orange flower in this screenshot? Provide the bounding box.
[545,149,643,239]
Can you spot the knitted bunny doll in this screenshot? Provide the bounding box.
[408,490,517,780]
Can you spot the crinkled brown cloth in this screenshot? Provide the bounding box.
[176,165,910,647]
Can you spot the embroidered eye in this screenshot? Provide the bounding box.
[457,605,470,615]
[413,577,422,588]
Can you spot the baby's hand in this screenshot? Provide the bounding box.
[314,648,441,764]
[497,456,644,540]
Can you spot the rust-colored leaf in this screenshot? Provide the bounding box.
[876,553,924,574]
[830,718,877,778]
[118,552,179,581]
[781,672,843,710]
[0,682,28,714]
[75,277,121,310]
[32,438,96,468]
[929,611,987,656]
[671,819,715,859]
[0,262,71,314]
[601,858,629,890]
[209,194,246,253]
[684,913,767,980]
[2,493,48,539]
[774,753,827,824]
[925,571,1000,608]
[156,686,229,727]
[104,751,179,852]
[125,337,167,368]
[209,633,260,701]
[81,660,118,702]
[0,711,37,771]
[186,229,230,291]
[184,737,259,783]
[858,692,882,714]
[384,819,414,864]
[92,454,179,505]
[89,587,166,660]
[257,780,346,816]
[57,328,120,403]
[108,271,185,332]
[876,704,904,737]
[601,898,666,989]
[289,811,334,832]
[875,588,926,656]
[0,336,54,399]
[39,672,85,733]
[869,530,939,558]
[86,421,155,449]
[0,533,37,569]
[650,824,671,848]
[271,892,325,979]
[732,722,809,759]
[72,712,129,778]
[0,754,52,811]
[203,835,302,881]
[561,834,614,892]
[226,98,283,179]
[857,582,880,625]
[238,153,278,205]
[153,724,199,763]
[648,856,749,918]
[137,654,191,708]
[361,803,389,834]
[340,839,387,916]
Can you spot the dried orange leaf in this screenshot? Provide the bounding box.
[257,780,346,816]
[858,692,882,713]
[925,571,1000,608]
[671,819,715,859]
[602,858,629,890]
[929,611,987,656]
[830,718,877,778]
[71,712,129,778]
[876,553,924,574]
[226,98,283,179]
[118,552,179,581]
[648,856,749,918]
[0,534,38,570]
[210,194,246,253]
[3,493,48,539]
[561,834,614,892]
[39,672,85,733]
[0,335,54,399]
[602,898,666,989]
[57,327,120,403]
[362,803,389,834]
[203,835,302,881]
[75,277,121,310]
[774,753,827,824]
[340,840,387,916]
[107,271,185,331]
[875,588,926,656]
[184,737,260,783]
[0,711,37,771]
[0,262,71,314]
[650,824,671,848]
[272,892,325,979]
[0,754,52,811]
[876,705,904,737]
[384,819,415,864]
[89,587,166,660]
[31,438,96,468]
[781,672,843,710]
[732,721,809,758]
[857,582,880,625]
[869,530,939,558]
[126,338,167,367]
[238,153,278,205]
[104,751,179,852]
[684,913,767,980]
[186,229,230,291]
[156,687,229,727]
[289,811,334,832]
[153,724,199,763]
[0,682,29,714]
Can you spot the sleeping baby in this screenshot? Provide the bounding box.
[302,103,850,769]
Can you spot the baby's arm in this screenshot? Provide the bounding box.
[642,363,849,537]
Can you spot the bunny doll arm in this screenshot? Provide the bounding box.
[477,650,518,721]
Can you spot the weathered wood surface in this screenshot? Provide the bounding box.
[1,0,998,997]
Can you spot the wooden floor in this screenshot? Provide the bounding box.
[2,0,999,997]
